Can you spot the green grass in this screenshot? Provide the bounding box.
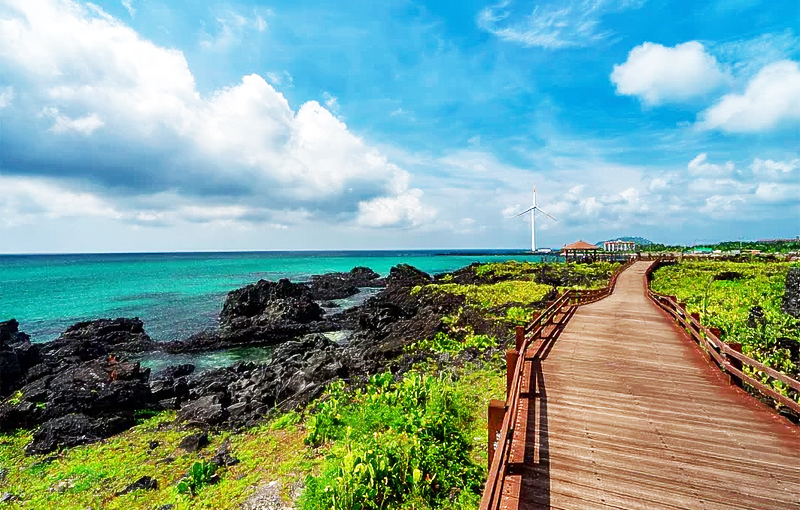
[0,411,316,510]
[423,281,552,309]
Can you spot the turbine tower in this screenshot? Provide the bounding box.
[515,186,556,252]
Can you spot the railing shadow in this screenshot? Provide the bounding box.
[516,359,550,509]
[516,306,573,509]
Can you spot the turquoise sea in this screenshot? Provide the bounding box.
[0,250,556,371]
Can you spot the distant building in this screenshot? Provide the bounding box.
[604,240,636,252]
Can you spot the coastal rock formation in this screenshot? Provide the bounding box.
[177,333,345,428]
[0,319,39,397]
[0,318,154,453]
[0,356,151,432]
[25,413,136,456]
[218,279,324,345]
[2,263,483,454]
[307,266,383,300]
[42,317,156,357]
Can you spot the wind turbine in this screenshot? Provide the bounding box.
[514,186,557,252]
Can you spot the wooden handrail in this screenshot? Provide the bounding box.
[645,259,800,416]
[480,257,635,510]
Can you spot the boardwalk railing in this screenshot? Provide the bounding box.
[645,259,800,416]
[480,258,634,510]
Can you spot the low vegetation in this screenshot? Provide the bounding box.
[299,366,504,510]
[0,362,504,510]
[650,260,799,403]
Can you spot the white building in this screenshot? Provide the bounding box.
[604,240,636,252]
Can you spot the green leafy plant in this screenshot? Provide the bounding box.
[298,371,484,510]
[504,306,532,325]
[176,460,218,496]
[6,390,23,406]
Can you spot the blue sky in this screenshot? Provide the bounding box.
[0,0,798,253]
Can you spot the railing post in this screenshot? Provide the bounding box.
[506,349,518,397]
[515,325,525,352]
[727,343,744,388]
[709,327,722,339]
[487,400,505,470]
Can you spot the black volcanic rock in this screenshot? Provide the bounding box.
[24,413,136,455]
[4,263,503,453]
[0,319,39,397]
[0,356,151,441]
[172,278,328,350]
[782,267,800,318]
[308,267,383,301]
[220,279,319,325]
[41,318,155,359]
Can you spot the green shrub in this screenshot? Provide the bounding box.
[298,372,484,510]
[417,331,497,355]
[176,460,217,496]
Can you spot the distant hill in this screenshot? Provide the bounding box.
[596,236,654,246]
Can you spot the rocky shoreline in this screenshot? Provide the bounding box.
[0,264,499,455]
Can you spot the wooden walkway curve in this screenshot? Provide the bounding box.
[502,261,800,510]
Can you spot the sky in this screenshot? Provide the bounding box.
[0,0,798,253]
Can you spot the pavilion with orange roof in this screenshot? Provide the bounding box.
[562,240,601,262]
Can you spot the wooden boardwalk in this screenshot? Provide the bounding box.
[508,261,800,510]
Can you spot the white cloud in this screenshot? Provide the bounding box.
[687,153,735,177]
[255,15,267,32]
[477,0,645,49]
[121,0,134,17]
[611,42,728,105]
[0,175,120,227]
[712,30,800,81]
[0,86,12,108]
[0,0,434,229]
[750,158,799,181]
[265,71,292,87]
[697,60,800,133]
[43,109,105,134]
[200,10,268,50]
[357,190,436,228]
[322,92,339,113]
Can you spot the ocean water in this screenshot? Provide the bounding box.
[0,250,557,370]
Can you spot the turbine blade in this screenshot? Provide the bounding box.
[514,206,535,217]
[534,207,557,221]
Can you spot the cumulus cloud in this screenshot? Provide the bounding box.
[356,190,436,228]
[611,42,729,105]
[697,60,800,133]
[687,153,735,177]
[477,0,645,49]
[0,0,433,229]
